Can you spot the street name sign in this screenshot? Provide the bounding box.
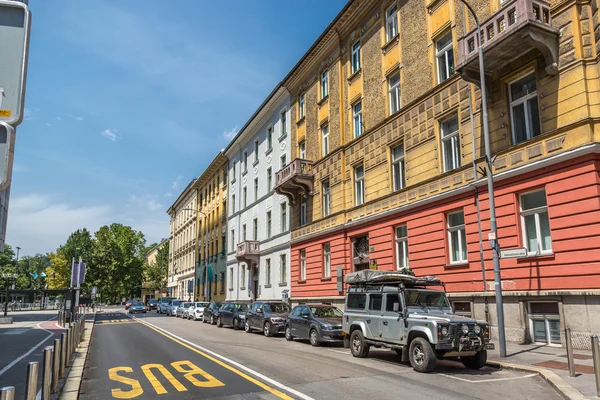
[500,247,528,259]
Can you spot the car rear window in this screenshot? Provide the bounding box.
[172,301,181,306]
[347,293,366,309]
[182,303,192,307]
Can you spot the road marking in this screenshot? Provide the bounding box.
[438,373,538,383]
[326,349,349,355]
[134,317,313,400]
[109,367,144,399]
[96,321,137,326]
[141,363,187,394]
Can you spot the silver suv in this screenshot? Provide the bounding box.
[342,270,494,373]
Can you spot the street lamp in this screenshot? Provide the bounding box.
[459,0,507,357]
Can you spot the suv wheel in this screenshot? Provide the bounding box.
[310,329,320,347]
[350,330,369,358]
[210,315,215,325]
[202,314,206,323]
[285,325,293,341]
[409,337,436,373]
[461,350,487,370]
[216,317,223,327]
[245,321,252,333]
[263,321,273,337]
[233,318,239,330]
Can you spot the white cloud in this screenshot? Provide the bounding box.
[222,126,238,140]
[56,117,62,121]
[172,176,183,190]
[129,194,162,212]
[24,108,35,121]
[67,114,84,121]
[45,122,51,127]
[13,164,27,173]
[100,128,120,142]
[164,192,173,197]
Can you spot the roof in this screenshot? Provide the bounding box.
[166,178,197,215]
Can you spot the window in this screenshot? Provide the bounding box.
[253,217,258,240]
[229,268,234,290]
[244,151,248,172]
[347,293,366,309]
[280,154,287,169]
[299,141,306,159]
[354,164,365,206]
[447,211,467,264]
[322,180,331,217]
[280,109,287,136]
[267,127,273,150]
[254,178,259,202]
[351,41,361,73]
[321,124,329,157]
[529,302,561,345]
[232,161,236,180]
[240,267,246,289]
[369,294,383,311]
[266,211,272,239]
[265,259,271,286]
[280,254,287,283]
[267,167,272,191]
[395,225,409,269]
[441,115,460,172]
[232,194,236,213]
[280,203,287,232]
[388,72,400,114]
[453,301,472,317]
[300,249,307,280]
[220,272,225,293]
[254,140,259,163]
[436,32,454,83]
[300,196,307,225]
[392,144,405,191]
[353,102,363,138]
[520,189,552,255]
[321,70,329,99]
[299,94,305,119]
[385,293,401,312]
[385,3,398,41]
[242,224,247,241]
[323,243,331,277]
[242,187,247,208]
[510,73,541,144]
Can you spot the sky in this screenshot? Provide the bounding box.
[7,0,347,256]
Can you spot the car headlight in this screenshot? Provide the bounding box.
[322,323,332,330]
[461,324,469,334]
[239,315,246,319]
[474,325,481,334]
[270,317,284,323]
[441,326,449,336]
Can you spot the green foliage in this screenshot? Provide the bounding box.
[144,241,169,293]
[46,250,71,289]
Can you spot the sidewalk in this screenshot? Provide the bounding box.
[488,342,598,399]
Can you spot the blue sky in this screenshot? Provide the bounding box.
[7,0,346,256]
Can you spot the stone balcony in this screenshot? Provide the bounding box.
[236,240,260,267]
[456,0,559,84]
[274,158,314,204]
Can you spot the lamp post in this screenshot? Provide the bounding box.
[459,0,507,357]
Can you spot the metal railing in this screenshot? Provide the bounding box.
[0,313,86,399]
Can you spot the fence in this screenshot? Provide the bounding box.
[0,313,86,399]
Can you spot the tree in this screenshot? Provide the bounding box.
[46,250,71,289]
[144,242,169,294]
[0,244,16,290]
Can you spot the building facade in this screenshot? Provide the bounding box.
[273,0,600,348]
[142,238,169,303]
[226,86,292,302]
[167,179,198,300]
[194,152,229,303]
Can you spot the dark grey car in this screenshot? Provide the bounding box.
[244,301,291,337]
[285,304,344,346]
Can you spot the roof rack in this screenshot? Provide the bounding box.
[345,270,444,288]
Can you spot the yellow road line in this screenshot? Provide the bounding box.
[135,318,294,400]
[96,321,138,326]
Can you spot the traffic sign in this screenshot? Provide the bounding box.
[500,247,528,259]
[0,0,31,126]
[1,273,17,278]
[0,122,15,191]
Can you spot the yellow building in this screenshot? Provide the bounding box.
[272,0,600,346]
[193,152,229,303]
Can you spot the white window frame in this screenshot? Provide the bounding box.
[280,254,287,283]
[388,72,400,115]
[265,258,271,286]
[231,194,236,214]
[300,196,307,226]
[240,266,246,289]
[323,243,331,278]
[253,217,258,240]
[229,268,234,290]
[322,180,331,217]
[392,144,405,191]
[354,164,365,206]
[280,154,287,169]
[299,141,306,159]
[242,187,247,208]
[254,139,259,163]
[385,3,398,42]
[242,224,247,241]
[321,70,329,99]
[528,302,561,346]
[232,161,236,181]
[230,229,235,252]
[266,210,272,239]
[321,124,329,157]
[509,73,540,144]
[243,151,248,172]
[447,210,467,264]
[267,167,272,191]
[280,109,287,137]
[254,177,259,202]
[280,202,287,232]
[441,115,461,172]
[436,32,454,84]
[520,189,552,256]
[300,249,307,281]
[351,41,361,73]
[395,225,409,270]
[299,94,305,119]
[353,101,363,138]
[267,126,273,150]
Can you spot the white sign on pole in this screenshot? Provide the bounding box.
[500,248,528,259]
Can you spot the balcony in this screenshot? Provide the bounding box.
[236,240,260,267]
[456,0,559,84]
[274,158,314,204]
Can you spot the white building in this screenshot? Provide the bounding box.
[225,86,291,302]
[167,179,198,300]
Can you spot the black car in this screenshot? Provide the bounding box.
[202,301,222,325]
[216,302,249,330]
[147,299,158,310]
[245,301,291,337]
[285,304,344,346]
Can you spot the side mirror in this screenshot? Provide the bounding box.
[393,303,400,312]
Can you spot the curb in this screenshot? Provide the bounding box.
[486,361,588,400]
[58,315,96,400]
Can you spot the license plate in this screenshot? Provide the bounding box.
[485,343,495,350]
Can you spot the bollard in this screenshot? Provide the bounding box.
[565,328,576,377]
[592,335,600,397]
[60,332,67,378]
[24,361,38,400]
[66,327,72,366]
[0,387,15,400]
[52,339,61,393]
[42,346,53,400]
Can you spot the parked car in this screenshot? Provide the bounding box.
[202,301,222,325]
[147,299,158,310]
[285,304,344,346]
[166,299,182,316]
[342,270,493,373]
[125,300,135,310]
[128,301,147,314]
[245,301,291,337]
[216,302,249,330]
[188,302,209,321]
[177,302,193,318]
[158,297,173,314]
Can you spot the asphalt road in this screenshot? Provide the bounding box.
[80,308,563,400]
